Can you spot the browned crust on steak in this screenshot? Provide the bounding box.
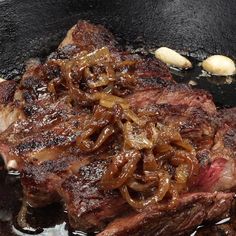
[21,151,90,207]
[0,80,17,105]
[98,192,235,236]
[60,20,117,51]
[59,158,128,231]
[128,83,216,114]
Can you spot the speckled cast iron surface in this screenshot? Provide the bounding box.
[0,1,235,235]
[0,0,235,106]
[0,0,236,75]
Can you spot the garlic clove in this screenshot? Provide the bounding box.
[155,47,192,69]
[202,55,236,76]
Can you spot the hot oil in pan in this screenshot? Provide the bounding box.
[0,55,236,236]
[169,56,236,109]
[127,45,236,108]
[0,160,88,236]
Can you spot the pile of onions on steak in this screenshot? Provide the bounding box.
[46,47,200,210]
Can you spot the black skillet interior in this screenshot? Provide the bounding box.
[0,0,236,106]
[0,0,236,235]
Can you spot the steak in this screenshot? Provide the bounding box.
[56,104,217,231]
[195,220,236,236]
[21,149,91,207]
[98,192,234,236]
[0,80,17,105]
[195,108,236,192]
[128,83,216,114]
[0,20,235,236]
[0,80,24,133]
[59,159,129,231]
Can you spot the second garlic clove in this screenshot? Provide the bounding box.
[202,55,236,76]
[155,47,192,69]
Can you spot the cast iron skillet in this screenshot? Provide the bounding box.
[0,0,235,235]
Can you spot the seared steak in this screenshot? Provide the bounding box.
[128,83,216,114]
[0,21,235,236]
[98,192,234,236]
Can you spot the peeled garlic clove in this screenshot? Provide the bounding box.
[202,55,236,76]
[155,47,192,69]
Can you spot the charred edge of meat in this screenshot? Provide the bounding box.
[98,192,235,236]
[0,80,17,104]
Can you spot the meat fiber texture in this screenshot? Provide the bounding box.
[0,21,235,236]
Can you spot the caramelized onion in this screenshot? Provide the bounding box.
[155,144,174,154]
[174,139,194,152]
[77,124,115,152]
[101,150,141,189]
[123,121,153,150]
[64,47,111,73]
[88,74,110,88]
[76,107,114,152]
[126,178,156,192]
[175,164,189,184]
[92,125,115,151]
[172,150,199,186]
[143,150,159,171]
[123,109,146,126]
[105,63,116,80]
[120,170,171,209]
[93,92,130,109]
[156,124,182,144]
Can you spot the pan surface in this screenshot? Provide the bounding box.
[0,0,235,107]
[0,0,236,235]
